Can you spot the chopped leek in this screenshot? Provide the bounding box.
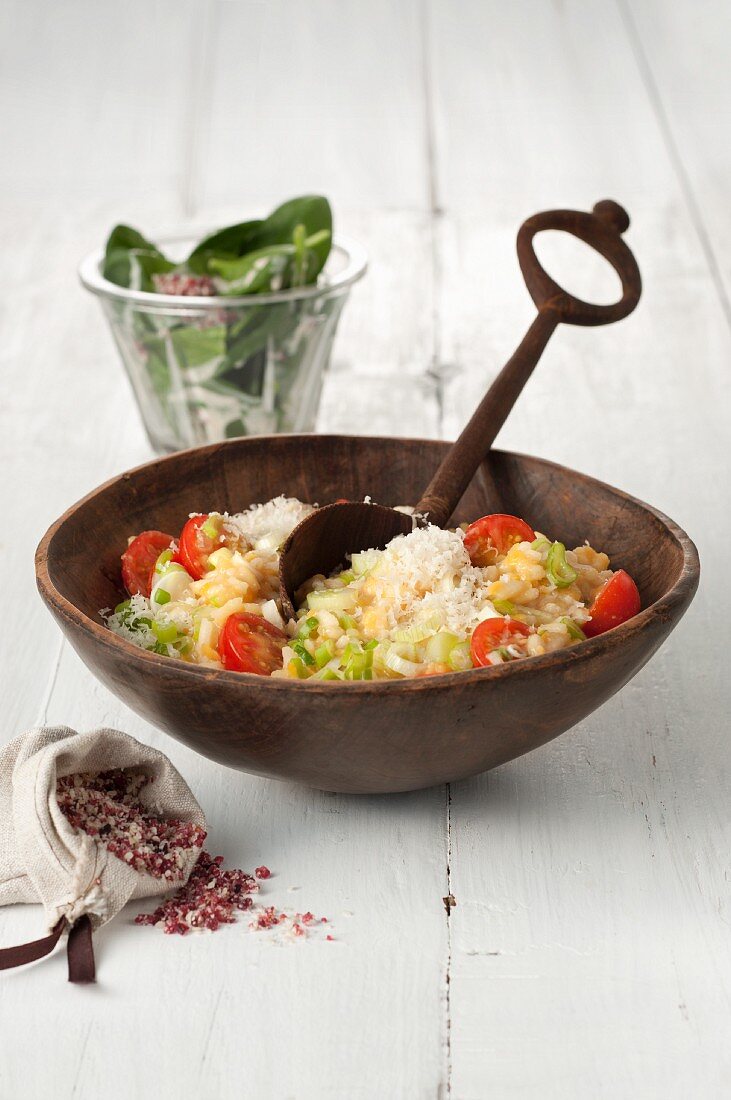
[292,641,315,667]
[297,615,319,638]
[306,588,357,611]
[315,641,335,668]
[152,620,178,644]
[424,631,459,663]
[288,657,308,679]
[531,537,551,553]
[448,642,472,671]
[546,542,577,588]
[153,589,171,606]
[154,549,175,574]
[202,515,221,540]
[351,551,379,576]
[561,617,586,641]
[384,650,422,677]
[311,667,341,681]
[492,599,517,616]
[393,612,443,645]
[337,570,355,585]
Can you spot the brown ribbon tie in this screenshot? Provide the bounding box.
[0,915,95,983]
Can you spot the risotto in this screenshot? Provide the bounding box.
[105,497,641,680]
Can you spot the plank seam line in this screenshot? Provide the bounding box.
[444,782,453,1096]
[419,0,446,435]
[37,636,65,726]
[616,0,731,335]
[181,0,219,219]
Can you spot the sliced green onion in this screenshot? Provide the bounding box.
[337,612,357,630]
[561,617,586,641]
[153,589,171,606]
[390,641,419,662]
[315,641,335,668]
[448,641,473,671]
[307,588,357,611]
[152,620,179,644]
[424,631,459,663]
[337,570,355,585]
[546,542,577,588]
[114,599,131,615]
[531,537,551,553]
[292,641,316,667]
[363,639,378,651]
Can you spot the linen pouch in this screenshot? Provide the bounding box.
[0,725,206,982]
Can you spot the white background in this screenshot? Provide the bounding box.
[1,2,729,1097]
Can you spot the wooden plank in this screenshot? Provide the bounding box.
[426,0,731,1094]
[620,0,731,314]
[2,644,449,1098]
[0,3,447,1087]
[0,203,447,1096]
[0,0,201,206]
[195,0,430,214]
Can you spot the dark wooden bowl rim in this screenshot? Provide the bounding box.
[35,436,699,695]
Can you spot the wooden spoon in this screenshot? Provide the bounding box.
[279,199,642,619]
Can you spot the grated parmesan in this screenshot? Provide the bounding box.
[224,496,316,551]
[359,526,498,640]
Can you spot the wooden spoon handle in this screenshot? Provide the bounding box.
[415,200,642,527]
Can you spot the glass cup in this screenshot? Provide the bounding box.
[80,236,367,453]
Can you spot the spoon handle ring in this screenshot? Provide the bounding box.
[415,200,642,527]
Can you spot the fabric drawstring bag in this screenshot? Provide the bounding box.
[0,726,206,982]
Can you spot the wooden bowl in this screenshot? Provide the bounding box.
[35,436,699,794]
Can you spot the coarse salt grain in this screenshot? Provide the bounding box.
[134,851,258,934]
[56,769,205,882]
[56,769,333,942]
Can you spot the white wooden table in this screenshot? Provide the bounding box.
[1,2,729,1096]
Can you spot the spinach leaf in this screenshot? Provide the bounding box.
[105,224,158,256]
[211,229,330,294]
[104,248,175,292]
[186,219,263,275]
[253,195,332,274]
[250,195,329,259]
[103,224,174,290]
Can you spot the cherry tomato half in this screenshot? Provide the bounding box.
[218,612,288,675]
[583,570,641,637]
[121,530,176,597]
[175,513,224,580]
[470,616,531,667]
[464,514,536,564]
